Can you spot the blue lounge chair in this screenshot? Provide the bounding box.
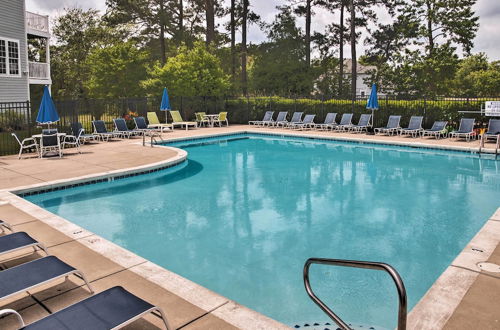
[314,113,337,131]
[421,121,448,139]
[249,111,274,126]
[0,256,93,302]
[70,122,96,144]
[92,120,117,142]
[271,111,288,127]
[449,118,476,141]
[113,118,142,138]
[0,220,13,234]
[349,114,372,133]
[375,115,401,135]
[1,286,171,330]
[0,232,48,259]
[482,119,500,143]
[280,112,304,128]
[134,117,160,136]
[399,116,423,137]
[290,114,316,130]
[334,113,354,131]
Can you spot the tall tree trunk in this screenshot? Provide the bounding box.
[159,0,166,65]
[179,0,184,44]
[241,0,248,95]
[338,1,344,97]
[349,0,356,99]
[205,0,215,44]
[425,0,434,56]
[305,0,311,67]
[230,0,236,82]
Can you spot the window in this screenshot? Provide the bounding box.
[0,37,21,76]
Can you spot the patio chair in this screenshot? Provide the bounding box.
[349,114,372,133]
[40,129,62,158]
[0,220,13,234]
[333,113,354,131]
[280,112,303,128]
[1,286,172,330]
[249,111,274,126]
[399,116,423,137]
[482,119,500,143]
[70,122,96,144]
[134,117,160,136]
[421,121,448,139]
[374,115,401,135]
[113,118,142,138]
[92,120,117,142]
[213,112,229,127]
[195,112,211,127]
[146,112,173,132]
[0,232,48,260]
[61,130,82,155]
[290,114,316,130]
[0,256,93,303]
[270,111,288,127]
[170,110,197,130]
[449,118,476,141]
[314,113,337,131]
[11,133,38,159]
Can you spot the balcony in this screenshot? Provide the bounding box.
[29,62,51,84]
[26,11,50,38]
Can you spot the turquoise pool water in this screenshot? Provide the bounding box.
[25,134,500,328]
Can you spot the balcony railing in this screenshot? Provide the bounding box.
[26,11,49,35]
[29,62,50,80]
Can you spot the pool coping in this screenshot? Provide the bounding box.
[1,128,499,329]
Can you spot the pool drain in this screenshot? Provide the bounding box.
[477,262,500,273]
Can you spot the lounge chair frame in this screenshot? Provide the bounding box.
[449,118,476,141]
[481,119,500,143]
[334,113,354,132]
[399,116,423,138]
[146,112,173,132]
[11,133,39,159]
[290,114,316,130]
[271,111,288,127]
[249,111,274,126]
[113,118,142,138]
[374,115,401,135]
[349,114,372,133]
[0,256,94,302]
[170,111,198,130]
[421,121,448,139]
[0,220,13,234]
[1,287,171,330]
[0,232,49,259]
[314,113,337,131]
[92,120,118,142]
[280,112,304,128]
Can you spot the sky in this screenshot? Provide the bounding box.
[26,0,500,60]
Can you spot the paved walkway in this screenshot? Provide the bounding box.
[1,125,499,329]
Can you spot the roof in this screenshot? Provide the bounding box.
[343,59,376,74]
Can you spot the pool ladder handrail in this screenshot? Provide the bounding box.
[303,258,407,330]
[478,134,500,156]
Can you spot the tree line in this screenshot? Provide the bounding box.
[41,0,500,100]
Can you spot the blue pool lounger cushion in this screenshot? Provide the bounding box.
[0,256,93,302]
[1,286,172,330]
[0,232,48,258]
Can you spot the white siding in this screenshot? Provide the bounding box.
[0,0,29,102]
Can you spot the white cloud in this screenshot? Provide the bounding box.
[26,0,500,60]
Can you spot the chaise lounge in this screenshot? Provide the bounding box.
[0,232,48,260]
[399,116,423,137]
[421,121,448,139]
[375,115,401,135]
[449,118,476,141]
[170,111,197,130]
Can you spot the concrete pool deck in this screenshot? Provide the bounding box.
[0,125,499,329]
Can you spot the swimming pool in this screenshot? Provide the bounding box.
[25,133,500,328]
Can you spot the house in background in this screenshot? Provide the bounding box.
[0,0,51,103]
[343,59,379,97]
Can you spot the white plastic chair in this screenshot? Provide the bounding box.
[11,133,39,159]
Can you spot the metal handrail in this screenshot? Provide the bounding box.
[303,258,407,330]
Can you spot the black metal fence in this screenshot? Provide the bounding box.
[0,95,498,155]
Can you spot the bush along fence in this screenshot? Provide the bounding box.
[0,95,498,155]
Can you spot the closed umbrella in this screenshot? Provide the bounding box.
[366,83,379,129]
[36,85,60,128]
[160,87,171,123]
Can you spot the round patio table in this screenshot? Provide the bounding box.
[204,114,219,127]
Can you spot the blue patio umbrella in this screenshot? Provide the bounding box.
[36,85,60,128]
[366,83,379,127]
[160,87,171,123]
